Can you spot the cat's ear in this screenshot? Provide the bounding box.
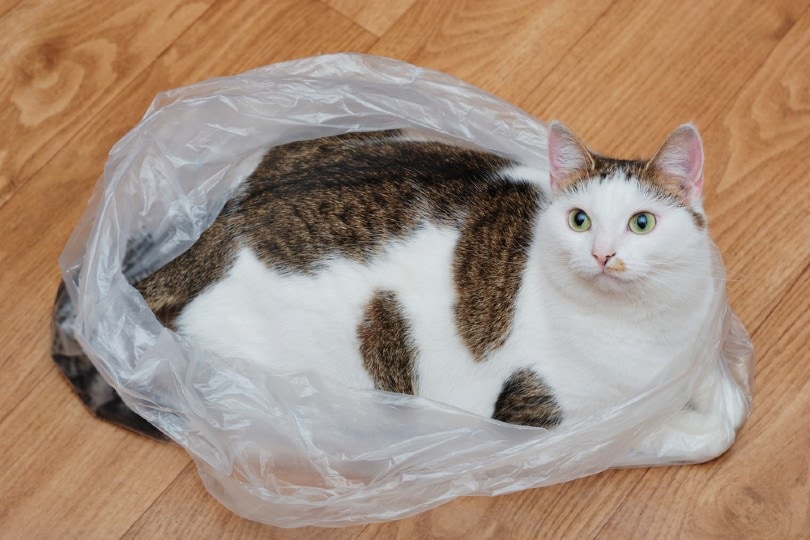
[548,122,594,191]
[648,124,704,203]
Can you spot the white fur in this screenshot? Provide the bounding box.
[176,167,742,455]
[499,164,552,191]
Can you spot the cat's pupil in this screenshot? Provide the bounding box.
[636,214,648,229]
[575,212,587,226]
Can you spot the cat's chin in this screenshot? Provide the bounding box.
[588,271,636,294]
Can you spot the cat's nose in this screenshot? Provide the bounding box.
[593,252,616,266]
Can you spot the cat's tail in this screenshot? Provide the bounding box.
[51,281,169,442]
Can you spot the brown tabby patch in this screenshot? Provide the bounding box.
[357,290,417,394]
[492,369,562,428]
[453,183,541,361]
[134,218,237,314]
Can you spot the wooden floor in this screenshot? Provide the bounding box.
[1,0,808,538]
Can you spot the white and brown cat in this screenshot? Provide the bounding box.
[52,123,746,459]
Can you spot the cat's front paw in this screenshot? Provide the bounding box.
[618,378,750,466]
[664,408,739,462]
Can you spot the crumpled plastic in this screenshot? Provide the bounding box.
[58,53,754,528]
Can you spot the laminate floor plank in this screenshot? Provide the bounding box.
[0,0,23,19]
[700,8,810,335]
[519,0,808,154]
[356,468,652,539]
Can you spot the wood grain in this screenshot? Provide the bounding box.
[0,368,190,538]
[703,9,810,334]
[324,0,417,36]
[1,0,808,538]
[518,0,808,153]
[371,0,615,104]
[0,0,23,20]
[0,0,215,208]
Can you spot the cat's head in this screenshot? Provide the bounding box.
[540,122,710,295]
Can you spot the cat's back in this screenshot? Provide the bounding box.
[224,130,541,272]
[136,130,544,311]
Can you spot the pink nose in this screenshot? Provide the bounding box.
[593,252,615,266]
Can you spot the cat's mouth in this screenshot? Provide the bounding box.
[589,261,635,289]
[601,268,630,280]
[595,270,627,281]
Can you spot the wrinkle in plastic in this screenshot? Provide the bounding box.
[59,54,754,527]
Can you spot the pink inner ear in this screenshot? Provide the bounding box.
[655,125,705,201]
[684,133,704,199]
[548,123,589,190]
[548,132,566,188]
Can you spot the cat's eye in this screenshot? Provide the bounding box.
[568,209,591,232]
[629,212,656,234]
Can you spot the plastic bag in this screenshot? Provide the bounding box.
[58,53,754,527]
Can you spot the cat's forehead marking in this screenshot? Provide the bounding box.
[592,155,683,198]
[559,154,706,229]
[557,154,679,197]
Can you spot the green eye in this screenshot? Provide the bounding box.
[629,212,656,234]
[568,209,591,232]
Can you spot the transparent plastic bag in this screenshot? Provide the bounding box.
[58,53,754,527]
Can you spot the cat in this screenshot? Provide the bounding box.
[52,123,744,456]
